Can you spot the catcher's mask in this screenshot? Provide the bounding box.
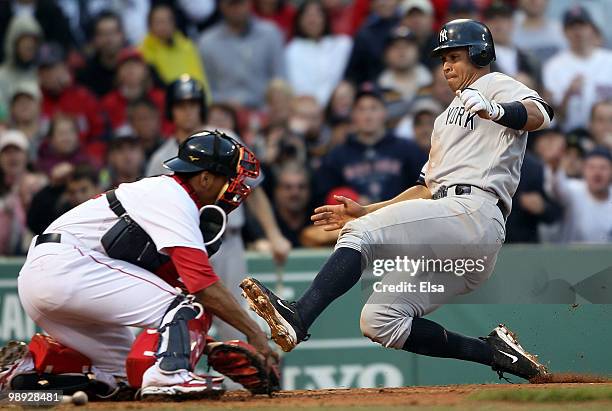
[163,130,260,215]
[215,143,260,215]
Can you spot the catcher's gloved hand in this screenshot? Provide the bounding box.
[206,340,280,395]
[456,88,504,120]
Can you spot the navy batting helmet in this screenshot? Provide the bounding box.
[163,130,241,176]
[431,19,496,67]
[165,74,207,122]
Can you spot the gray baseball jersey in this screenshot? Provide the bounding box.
[421,72,543,218]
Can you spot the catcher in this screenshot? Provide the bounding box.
[0,131,279,400]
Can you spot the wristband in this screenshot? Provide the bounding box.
[494,101,528,130]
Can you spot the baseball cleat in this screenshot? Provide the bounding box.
[0,341,30,392]
[240,277,309,352]
[481,324,548,381]
[140,374,225,401]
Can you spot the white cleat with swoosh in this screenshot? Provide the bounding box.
[481,324,548,381]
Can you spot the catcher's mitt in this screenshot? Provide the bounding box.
[206,340,280,395]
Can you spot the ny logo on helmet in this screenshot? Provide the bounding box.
[439,28,448,43]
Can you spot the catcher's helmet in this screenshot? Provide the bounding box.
[165,74,207,121]
[163,130,240,176]
[431,19,496,67]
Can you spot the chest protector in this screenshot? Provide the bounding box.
[101,190,170,272]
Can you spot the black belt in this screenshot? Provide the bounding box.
[432,184,473,200]
[433,184,505,216]
[35,233,62,246]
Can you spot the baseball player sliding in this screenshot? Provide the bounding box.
[242,19,554,381]
[0,131,279,400]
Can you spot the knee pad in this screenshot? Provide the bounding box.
[28,333,92,374]
[125,296,212,388]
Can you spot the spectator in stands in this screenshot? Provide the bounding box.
[140,3,208,88]
[271,163,312,247]
[505,151,563,243]
[7,82,43,159]
[37,114,89,176]
[445,0,479,21]
[127,98,164,161]
[0,15,41,111]
[0,0,72,64]
[263,78,294,130]
[0,129,29,195]
[399,0,437,68]
[15,171,46,252]
[484,2,538,81]
[257,95,330,170]
[513,0,567,66]
[285,0,352,106]
[321,0,354,35]
[27,163,100,235]
[395,97,441,157]
[253,0,296,40]
[325,80,356,149]
[100,48,166,133]
[64,164,101,209]
[314,86,424,205]
[198,0,285,108]
[552,147,612,243]
[75,11,126,98]
[208,103,241,136]
[0,130,29,255]
[344,0,400,86]
[146,76,206,176]
[102,128,145,189]
[38,43,106,164]
[377,26,431,103]
[57,1,150,48]
[543,6,612,132]
[589,100,612,150]
[289,95,331,165]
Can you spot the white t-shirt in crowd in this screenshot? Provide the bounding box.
[45,175,206,254]
[543,48,612,131]
[285,35,352,106]
[554,173,612,243]
[512,15,567,65]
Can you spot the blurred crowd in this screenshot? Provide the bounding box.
[1,0,612,256]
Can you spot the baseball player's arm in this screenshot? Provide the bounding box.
[456,89,553,131]
[245,186,291,264]
[364,184,432,213]
[312,185,432,231]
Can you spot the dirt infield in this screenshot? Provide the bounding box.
[44,381,612,411]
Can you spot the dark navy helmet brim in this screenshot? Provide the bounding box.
[162,156,205,173]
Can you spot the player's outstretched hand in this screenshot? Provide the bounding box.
[311,195,367,231]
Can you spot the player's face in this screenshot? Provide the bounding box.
[173,100,202,133]
[583,157,612,194]
[439,48,477,92]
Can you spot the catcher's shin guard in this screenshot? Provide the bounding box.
[126,296,211,387]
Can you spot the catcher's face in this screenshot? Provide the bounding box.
[192,171,230,205]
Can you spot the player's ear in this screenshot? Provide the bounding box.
[198,171,212,189]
